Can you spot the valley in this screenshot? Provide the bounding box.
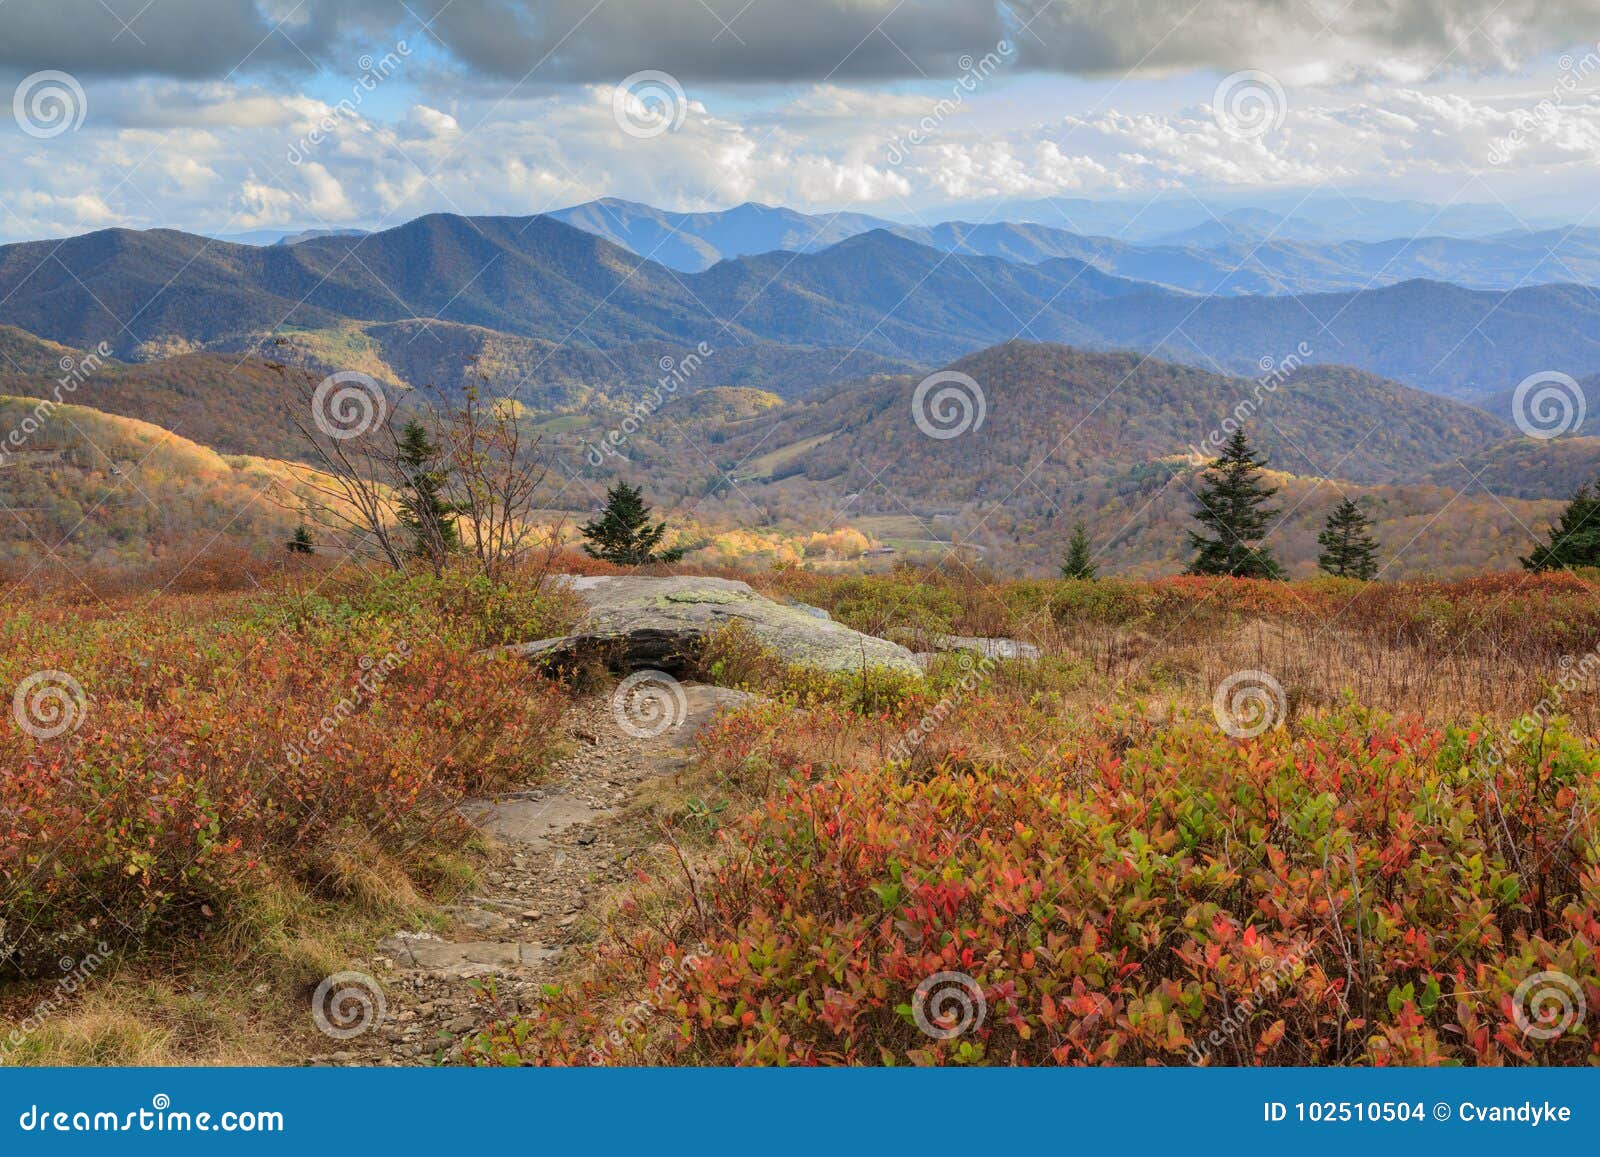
[3,193,1599,1077]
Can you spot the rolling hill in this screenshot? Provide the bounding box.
[0,395,324,572]
[4,215,1600,403]
[1422,435,1600,500]
[1480,372,1600,438]
[0,325,85,374]
[698,343,1518,493]
[0,328,922,470]
[0,215,732,358]
[2,339,1588,581]
[0,353,310,461]
[556,342,1589,578]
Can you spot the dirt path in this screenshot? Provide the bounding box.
[303,680,749,1066]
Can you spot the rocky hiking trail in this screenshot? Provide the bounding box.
[297,575,1028,1065]
[302,680,751,1067]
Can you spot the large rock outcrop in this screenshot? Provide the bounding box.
[506,575,922,677]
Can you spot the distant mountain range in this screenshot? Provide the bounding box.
[545,195,1570,259]
[206,197,1595,293]
[542,198,1600,295]
[950,194,1565,243]
[4,212,1600,401]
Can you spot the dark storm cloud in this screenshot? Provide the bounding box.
[0,0,297,78]
[0,0,1590,82]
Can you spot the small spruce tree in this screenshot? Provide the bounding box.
[287,523,315,555]
[395,419,459,562]
[580,482,685,565]
[1186,428,1286,579]
[1521,477,1600,571]
[1316,497,1381,580]
[1060,519,1097,579]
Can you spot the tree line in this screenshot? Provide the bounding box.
[1064,427,1600,581]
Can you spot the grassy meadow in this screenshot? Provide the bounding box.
[2,557,1597,1065]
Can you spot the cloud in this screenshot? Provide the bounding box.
[4,66,1600,243]
[0,0,296,78]
[2,0,1595,84]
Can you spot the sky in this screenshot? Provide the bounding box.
[0,0,1598,242]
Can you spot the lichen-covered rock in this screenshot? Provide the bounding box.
[506,575,922,677]
[934,634,1041,661]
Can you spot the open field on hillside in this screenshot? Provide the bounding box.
[3,559,1596,1066]
[464,565,1600,1067]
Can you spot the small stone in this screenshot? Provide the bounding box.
[521,910,542,921]
[576,832,597,846]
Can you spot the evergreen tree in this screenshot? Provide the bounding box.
[580,482,685,565]
[1185,429,1286,579]
[1060,519,1097,579]
[1521,477,1600,571]
[286,523,315,555]
[395,419,458,561]
[1316,497,1381,580]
